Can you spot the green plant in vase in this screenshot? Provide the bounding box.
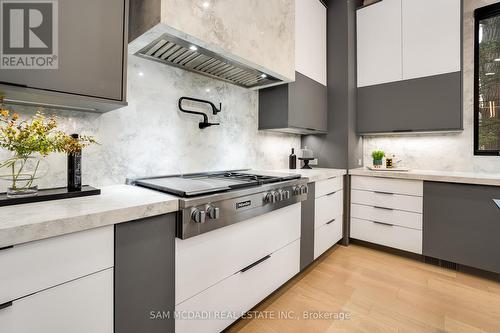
[0,101,97,197]
[371,150,385,168]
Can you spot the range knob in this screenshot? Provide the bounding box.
[265,192,276,204]
[300,185,309,195]
[191,209,206,223]
[278,190,285,201]
[292,186,301,196]
[206,205,220,220]
[284,190,291,200]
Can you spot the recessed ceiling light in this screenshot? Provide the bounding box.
[138,72,144,77]
[189,45,198,51]
[260,73,267,79]
[202,1,210,8]
[485,72,496,76]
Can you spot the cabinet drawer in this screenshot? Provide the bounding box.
[176,239,300,333]
[351,176,423,197]
[351,204,422,230]
[351,189,422,213]
[315,190,343,228]
[314,217,343,259]
[0,268,113,333]
[351,218,422,254]
[315,177,343,198]
[0,226,114,304]
[176,204,301,305]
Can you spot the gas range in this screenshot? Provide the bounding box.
[129,170,309,239]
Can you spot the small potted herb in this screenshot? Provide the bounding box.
[0,103,96,197]
[371,150,385,168]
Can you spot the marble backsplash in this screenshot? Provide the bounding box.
[363,0,500,174]
[0,56,300,192]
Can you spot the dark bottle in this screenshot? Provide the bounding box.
[68,134,82,191]
[289,148,297,169]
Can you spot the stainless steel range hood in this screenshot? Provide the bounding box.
[128,1,288,89]
[135,34,281,89]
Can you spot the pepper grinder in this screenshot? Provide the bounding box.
[67,134,82,191]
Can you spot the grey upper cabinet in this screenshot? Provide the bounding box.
[423,182,500,274]
[258,0,327,134]
[356,0,462,134]
[259,72,327,134]
[0,0,128,112]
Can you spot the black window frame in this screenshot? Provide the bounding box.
[474,2,500,156]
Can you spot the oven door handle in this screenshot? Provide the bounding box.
[240,255,271,273]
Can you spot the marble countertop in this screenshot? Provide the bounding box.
[268,168,347,182]
[0,185,179,248]
[349,168,500,187]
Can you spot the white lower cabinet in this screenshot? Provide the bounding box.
[313,176,344,259]
[351,218,422,254]
[0,225,114,304]
[175,203,301,305]
[175,240,300,333]
[0,268,114,333]
[314,216,343,259]
[350,176,423,254]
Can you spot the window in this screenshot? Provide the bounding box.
[475,2,500,155]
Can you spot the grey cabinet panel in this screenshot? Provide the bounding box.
[423,182,500,274]
[289,73,328,132]
[259,72,327,134]
[0,0,126,105]
[300,183,315,270]
[357,71,462,134]
[115,214,175,333]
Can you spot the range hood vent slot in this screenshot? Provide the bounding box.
[136,34,282,89]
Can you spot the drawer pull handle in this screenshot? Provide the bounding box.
[373,206,394,211]
[0,245,13,251]
[374,191,394,195]
[0,301,13,311]
[240,255,271,273]
[326,219,336,225]
[372,221,394,227]
[326,191,338,196]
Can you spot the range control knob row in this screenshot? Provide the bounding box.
[191,209,206,223]
[206,205,220,220]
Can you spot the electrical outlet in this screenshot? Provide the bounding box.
[310,158,318,166]
[358,159,362,166]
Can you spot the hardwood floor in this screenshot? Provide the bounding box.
[226,244,500,333]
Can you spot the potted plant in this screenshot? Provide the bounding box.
[371,150,385,168]
[0,103,96,197]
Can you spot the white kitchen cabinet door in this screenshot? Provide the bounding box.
[0,225,114,304]
[356,0,402,87]
[314,217,343,259]
[402,0,461,80]
[296,0,327,85]
[0,268,113,333]
[351,218,422,254]
[176,240,300,333]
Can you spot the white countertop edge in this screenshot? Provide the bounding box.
[0,185,179,248]
[267,168,347,182]
[348,168,500,187]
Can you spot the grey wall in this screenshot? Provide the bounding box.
[302,0,363,169]
[0,56,301,192]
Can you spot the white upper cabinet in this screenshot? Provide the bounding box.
[356,0,402,87]
[357,0,461,87]
[402,0,461,80]
[295,0,327,85]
